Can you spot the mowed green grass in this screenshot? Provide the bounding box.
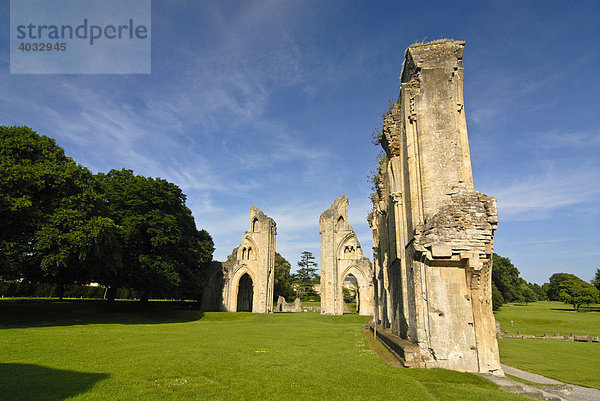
[495,301,600,389]
[0,300,529,401]
[499,338,600,389]
[495,301,600,336]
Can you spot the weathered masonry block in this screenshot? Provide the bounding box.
[320,196,373,316]
[221,206,277,313]
[368,40,502,374]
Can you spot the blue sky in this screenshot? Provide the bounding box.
[1,0,599,284]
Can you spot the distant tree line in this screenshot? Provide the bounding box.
[0,126,214,302]
[492,253,599,311]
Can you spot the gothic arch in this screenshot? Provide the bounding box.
[230,266,256,312]
[340,264,368,284]
[340,265,371,315]
[336,233,363,260]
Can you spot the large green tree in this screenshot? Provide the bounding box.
[293,251,319,298]
[558,279,600,310]
[274,252,294,301]
[0,126,106,296]
[97,169,213,301]
[545,273,582,301]
[492,253,526,303]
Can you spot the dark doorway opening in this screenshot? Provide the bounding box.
[237,273,253,312]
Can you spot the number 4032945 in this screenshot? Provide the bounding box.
[18,42,67,52]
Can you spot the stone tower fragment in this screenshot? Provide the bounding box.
[221,206,276,313]
[369,40,502,374]
[320,196,373,316]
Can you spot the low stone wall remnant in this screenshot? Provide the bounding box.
[276,296,302,312]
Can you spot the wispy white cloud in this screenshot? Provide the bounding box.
[486,164,600,221]
[529,130,600,150]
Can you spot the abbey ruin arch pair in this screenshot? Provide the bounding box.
[216,201,373,316]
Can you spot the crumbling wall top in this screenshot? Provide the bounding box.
[401,39,465,83]
[319,195,348,223]
[249,206,276,231]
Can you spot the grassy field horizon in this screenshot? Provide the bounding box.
[495,301,600,389]
[0,299,529,401]
[494,301,600,337]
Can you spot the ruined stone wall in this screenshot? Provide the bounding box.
[320,196,373,316]
[201,261,227,311]
[276,296,302,312]
[222,206,276,313]
[369,40,502,374]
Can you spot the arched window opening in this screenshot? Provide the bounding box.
[343,245,356,258]
[336,216,344,231]
[237,273,253,312]
[252,217,259,232]
[342,273,359,314]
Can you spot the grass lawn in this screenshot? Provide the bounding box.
[299,301,320,308]
[499,338,600,389]
[495,301,600,389]
[299,301,357,313]
[0,299,530,401]
[494,301,600,336]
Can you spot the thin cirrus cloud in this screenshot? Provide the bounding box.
[487,165,600,221]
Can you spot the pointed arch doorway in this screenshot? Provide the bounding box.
[236,273,254,312]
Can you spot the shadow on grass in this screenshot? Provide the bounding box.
[0,363,109,401]
[0,299,205,329]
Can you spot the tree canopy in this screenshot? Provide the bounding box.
[0,126,214,302]
[273,252,295,301]
[492,254,525,303]
[491,253,548,309]
[545,273,582,301]
[558,279,600,310]
[292,251,319,298]
[1,126,104,295]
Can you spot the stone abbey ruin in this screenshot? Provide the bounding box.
[368,40,501,374]
[320,196,373,316]
[202,40,502,375]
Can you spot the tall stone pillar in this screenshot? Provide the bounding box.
[369,40,502,374]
